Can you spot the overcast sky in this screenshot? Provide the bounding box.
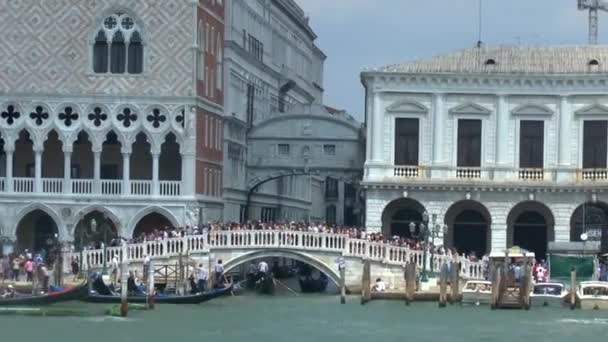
[295,0,608,121]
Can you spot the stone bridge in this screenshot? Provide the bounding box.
[69,231,485,291]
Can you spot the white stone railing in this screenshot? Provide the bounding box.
[580,168,608,181]
[393,166,421,178]
[72,179,94,194]
[14,177,34,193]
[518,168,544,181]
[455,167,482,179]
[42,178,63,193]
[101,179,122,195]
[68,231,486,280]
[0,177,5,192]
[131,180,152,196]
[160,181,181,196]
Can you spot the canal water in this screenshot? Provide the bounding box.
[1,293,608,342]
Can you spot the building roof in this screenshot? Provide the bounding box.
[372,46,608,75]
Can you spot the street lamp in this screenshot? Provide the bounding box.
[409,211,448,283]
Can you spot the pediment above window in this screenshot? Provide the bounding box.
[511,104,553,116]
[449,102,491,115]
[385,100,428,114]
[575,104,608,116]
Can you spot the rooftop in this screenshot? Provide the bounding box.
[371,46,608,75]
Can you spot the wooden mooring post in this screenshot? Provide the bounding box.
[339,265,346,304]
[360,259,371,305]
[490,266,501,309]
[404,262,416,305]
[438,263,448,308]
[570,267,577,310]
[120,262,128,317]
[147,260,155,310]
[519,261,531,310]
[449,262,460,304]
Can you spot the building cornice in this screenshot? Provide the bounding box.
[361,181,608,193]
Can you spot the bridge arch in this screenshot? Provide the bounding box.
[221,249,341,287]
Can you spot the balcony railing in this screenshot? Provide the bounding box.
[393,166,420,178]
[42,178,63,193]
[131,180,151,196]
[101,180,122,195]
[14,177,34,193]
[581,169,608,181]
[456,167,482,179]
[160,181,181,196]
[72,179,94,194]
[518,168,545,181]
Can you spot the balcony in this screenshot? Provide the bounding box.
[518,168,545,181]
[0,177,183,197]
[393,166,422,178]
[580,169,608,181]
[455,167,482,179]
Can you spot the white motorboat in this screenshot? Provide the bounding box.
[461,280,492,306]
[578,281,608,310]
[529,282,566,307]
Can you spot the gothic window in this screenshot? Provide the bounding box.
[29,106,49,126]
[176,108,185,128]
[88,107,108,127]
[457,119,482,167]
[519,120,544,168]
[117,107,137,128]
[93,12,143,74]
[1,104,21,126]
[59,106,79,127]
[147,108,166,128]
[583,120,607,169]
[394,118,419,165]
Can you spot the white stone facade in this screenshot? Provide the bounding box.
[361,46,608,257]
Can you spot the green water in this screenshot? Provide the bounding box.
[1,295,607,342]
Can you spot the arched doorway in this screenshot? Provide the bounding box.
[14,129,34,178]
[101,131,122,180]
[132,212,175,239]
[16,210,59,255]
[42,130,63,178]
[74,211,119,250]
[507,201,555,260]
[72,131,93,179]
[444,200,491,256]
[131,132,152,180]
[160,133,181,181]
[570,202,608,253]
[381,198,426,238]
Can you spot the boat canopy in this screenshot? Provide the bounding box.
[489,246,535,259]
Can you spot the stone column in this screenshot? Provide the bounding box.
[557,96,573,182]
[371,92,384,163]
[494,95,509,179]
[431,93,445,178]
[34,149,42,192]
[63,150,72,194]
[5,149,13,193]
[181,149,196,198]
[152,152,160,196]
[122,152,130,196]
[337,179,345,225]
[93,150,101,194]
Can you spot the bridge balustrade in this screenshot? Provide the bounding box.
[69,231,485,280]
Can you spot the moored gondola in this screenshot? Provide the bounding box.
[84,273,233,304]
[256,273,275,295]
[0,282,88,306]
[297,264,328,293]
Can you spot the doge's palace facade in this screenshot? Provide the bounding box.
[0,0,224,253]
[362,46,608,259]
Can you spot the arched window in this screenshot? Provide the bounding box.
[216,34,222,89]
[93,12,144,74]
[198,20,205,81]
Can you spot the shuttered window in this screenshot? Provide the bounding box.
[394,118,419,165]
[583,120,608,169]
[457,119,482,167]
[519,120,544,168]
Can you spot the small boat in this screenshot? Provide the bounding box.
[461,280,492,306]
[0,282,88,306]
[578,281,608,310]
[256,273,275,295]
[84,274,232,304]
[298,265,328,293]
[530,282,567,307]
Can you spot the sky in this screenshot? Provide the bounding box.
[295,0,608,122]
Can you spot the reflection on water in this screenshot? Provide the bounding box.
[1,294,608,342]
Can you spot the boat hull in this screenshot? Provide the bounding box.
[0,283,88,306]
[256,274,275,295]
[530,295,566,307]
[580,297,608,310]
[84,285,233,304]
[461,292,492,306]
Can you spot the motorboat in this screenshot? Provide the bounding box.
[529,282,567,307]
[578,281,608,310]
[298,264,329,293]
[461,280,492,306]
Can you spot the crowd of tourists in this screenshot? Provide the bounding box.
[0,251,51,289]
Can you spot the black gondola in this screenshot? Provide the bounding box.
[297,263,328,293]
[256,272,275,295]
[84,274,233,304]
[0,282,89,306]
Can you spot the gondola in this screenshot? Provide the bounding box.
[0,282,89,306]
[84,274,233,304]
[297,264,328,293]
[256,272,275,295]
